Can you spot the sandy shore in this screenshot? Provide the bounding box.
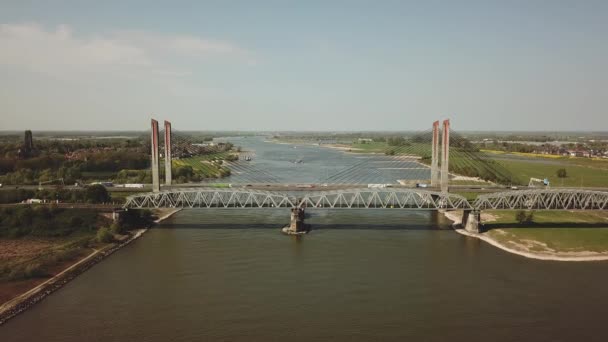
[0,208,182,325]
[442,211,608,262]
[154,208,182,223]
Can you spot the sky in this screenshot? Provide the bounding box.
[0,0,607,131]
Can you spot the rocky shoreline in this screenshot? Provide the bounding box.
[0,208,181,326]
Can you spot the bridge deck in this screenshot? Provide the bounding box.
[123,188,608,211]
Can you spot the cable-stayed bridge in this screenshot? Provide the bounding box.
[127,119,608,234]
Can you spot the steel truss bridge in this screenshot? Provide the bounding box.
[124,188,608,212]
[124,188,472,210]
[473,189,608,211]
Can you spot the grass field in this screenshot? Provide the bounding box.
[484,150,608,169]
[0,236,97,303]
[452,191,489,201]
[495,159,608,187]
[350,142,392,153]
[0,230,105,302]
[483,210,608,253]
[173,155,231,178]
[350,142,432,156]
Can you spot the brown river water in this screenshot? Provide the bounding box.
[2,138,608,341]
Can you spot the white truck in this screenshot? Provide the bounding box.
[368,184,393,188]
[528,178,550,187]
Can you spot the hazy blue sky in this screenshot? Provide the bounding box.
[1,1,607,131]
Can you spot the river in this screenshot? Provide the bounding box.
[2,137,608,341]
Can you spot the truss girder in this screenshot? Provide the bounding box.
[124,188,296,209]
[296,189,471,210]
[123,188,472,210]
[473,189,608,210]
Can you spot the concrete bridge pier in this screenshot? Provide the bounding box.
[111,209,125,223]
[282,207,310,235]
[462,209,481,233]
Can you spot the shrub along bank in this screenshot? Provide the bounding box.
[0,207,153,282]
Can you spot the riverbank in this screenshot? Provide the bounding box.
[443,211,608,262]
[0,208,181,326]
[266,139,368,153]
[154,208,182,223]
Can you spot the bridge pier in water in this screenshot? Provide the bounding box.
[282,207,310,235]
[462,209,481,233]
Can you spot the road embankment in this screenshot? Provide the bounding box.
[0,208,181,326]
[442,210,608,262]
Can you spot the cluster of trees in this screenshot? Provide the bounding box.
[0,151,148,186]
[0,207,102,238]
[174,165,201,183]
[0,133,242,186]
[477,141,546,154]
[0,204,153,240]
[502,135,553,143]
[0,135,150,185]
[114,169,152,184]
[78,150,149,172]
[224,154,239,162]
[450,138,478,151]
[386,137,411,147]
[0,136,145,158]
[478,140,608,156]
[172,164,231,183]
[96,210,153,243]
[173,141,235,159]
[0,166,83,185]
[515,210,534,224]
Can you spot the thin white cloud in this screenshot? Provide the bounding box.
[0,23,252,77]
[110,29,249,58]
